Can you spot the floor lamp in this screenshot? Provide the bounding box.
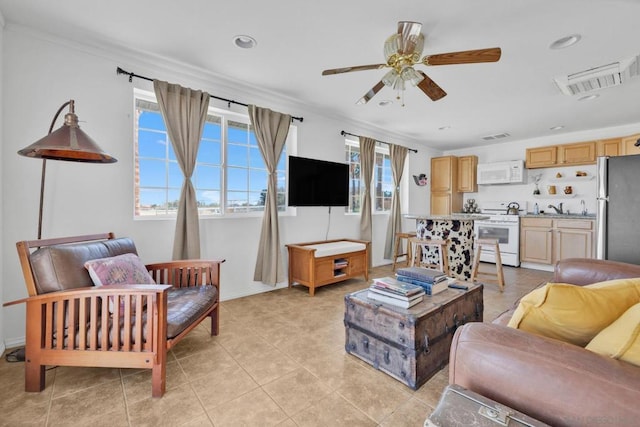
[17,99,117,239]
[5,100,117,363]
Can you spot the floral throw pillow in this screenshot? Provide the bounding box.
[84,253,155,313]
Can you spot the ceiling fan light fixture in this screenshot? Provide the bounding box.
[384,34,400,60]
[401,67,424,86]
[382,69,398,86]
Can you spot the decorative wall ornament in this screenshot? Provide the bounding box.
[413,173,428,186]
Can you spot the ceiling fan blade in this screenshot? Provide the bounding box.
[422,47,502,66]
[356,81,385,105]
[397,21,423,55]
[322,64,386,76]
[416,71,447,101]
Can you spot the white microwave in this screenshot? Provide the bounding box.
[477,160,526,185]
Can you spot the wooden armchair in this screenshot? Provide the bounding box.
[7,232,222,398]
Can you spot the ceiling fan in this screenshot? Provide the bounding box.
[322,21,502,105]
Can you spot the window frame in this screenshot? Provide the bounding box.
[344,138,393,215]
[133,89,296,220]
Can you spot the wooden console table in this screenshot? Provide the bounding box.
[286,239,370,296]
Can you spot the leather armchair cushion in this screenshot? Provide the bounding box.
[586,302,640,366]
[507,278,640,346]
[30,238,138,294]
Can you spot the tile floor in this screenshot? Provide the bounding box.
[0,263,552,427]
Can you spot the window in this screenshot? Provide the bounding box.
[134,90,293,218]
[345,139,393,214]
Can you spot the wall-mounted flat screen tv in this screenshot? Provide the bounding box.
[288,155,349,207]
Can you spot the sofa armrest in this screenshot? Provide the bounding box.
[449,323,640,427]
[554,258,640,286]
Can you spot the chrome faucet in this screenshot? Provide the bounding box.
[581,199,587,216]
[548,203,564,214]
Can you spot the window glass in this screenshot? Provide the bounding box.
[344,139,391,214]
[134,92,292,217]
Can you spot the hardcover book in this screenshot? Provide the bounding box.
[372,276,424,296]
[396,266,447,284]
[367,289,424,308]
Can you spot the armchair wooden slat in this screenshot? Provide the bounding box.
[12,233,222,398]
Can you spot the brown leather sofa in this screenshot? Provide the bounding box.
[449,258,640,427]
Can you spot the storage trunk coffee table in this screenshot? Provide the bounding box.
[344,283,483,390]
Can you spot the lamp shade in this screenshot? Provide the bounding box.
[18,101,116,163]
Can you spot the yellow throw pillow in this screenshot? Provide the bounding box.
[507,279,640,346]
[586,302,640,366]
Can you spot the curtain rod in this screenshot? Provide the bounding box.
[116,67,304,123]
[340,131,418,153]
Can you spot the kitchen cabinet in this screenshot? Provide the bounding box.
[430,156,462,215]
[520,217,594,265]
[526,146,557,169]
[520,218,554,264]
[457,155,478,193]
[558,141,596,165]
[621,133,640,156]
[597,138,622,157]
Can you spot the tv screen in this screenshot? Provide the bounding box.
[288,156,349,207]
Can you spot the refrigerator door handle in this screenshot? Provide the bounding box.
[596,198,607,260]
[596,156,608,260]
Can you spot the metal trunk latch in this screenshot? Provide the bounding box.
[478,406,512,426]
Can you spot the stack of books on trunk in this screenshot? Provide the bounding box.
[368,276,425,308]
[395,266,450,295]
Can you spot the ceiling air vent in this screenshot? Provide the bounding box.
[482,132,510,141]
[554,55,640,96]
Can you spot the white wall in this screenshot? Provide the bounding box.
[0,12,5,355]
[0,25,435,347]
[444,125,640,215]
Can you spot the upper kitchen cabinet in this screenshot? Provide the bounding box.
[526,141,596,169]
[597,138,622,157]
[558,141,596,165]
[430,155,462,215]
[457,155,478,193]
[526,146,557,168]
[621,133,640,156]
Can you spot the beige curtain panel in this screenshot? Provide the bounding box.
[384,144,408,259]
[359,137,376,268]
[249,105,291,285]
[153,80,210,260]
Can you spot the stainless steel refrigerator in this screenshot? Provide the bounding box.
[596,155,640,264]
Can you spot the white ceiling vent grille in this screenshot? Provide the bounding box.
[482,132,510,141]
[554,55,640,96]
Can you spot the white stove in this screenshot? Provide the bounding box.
[472,201,525,267]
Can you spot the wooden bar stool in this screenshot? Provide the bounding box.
[471,238,505,292]
[408,237,449,275]
[392,232,414,271]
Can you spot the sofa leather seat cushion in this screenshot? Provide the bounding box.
[586,302,640,366]
[507,278,640,346]
[166,285,218,338]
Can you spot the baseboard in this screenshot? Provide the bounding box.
[3,336,25,352]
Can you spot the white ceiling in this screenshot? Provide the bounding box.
[2,0,640,151]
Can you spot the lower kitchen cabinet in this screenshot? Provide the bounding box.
[521,217,594,265]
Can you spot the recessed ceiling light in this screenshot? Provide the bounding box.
[550,125,564,131]
[549,34,581,50]
[438,126,451,131]
[578,94,600,101]
[378,100,393,107]
[233,35,257,49]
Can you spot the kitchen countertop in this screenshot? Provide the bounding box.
[521,213,596,219]
[404,214,490,220]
